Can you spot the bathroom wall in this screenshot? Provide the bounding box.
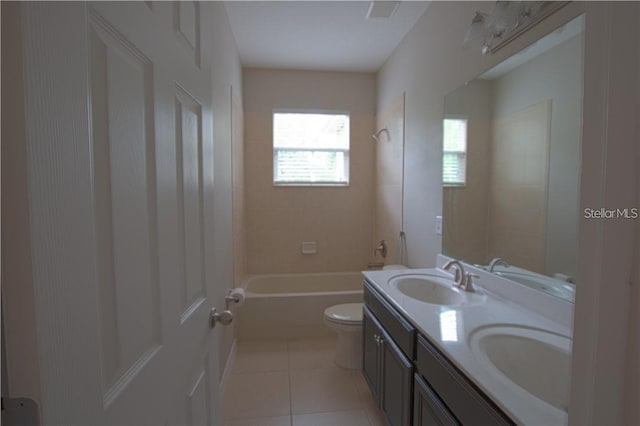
[442,80,493,266]
[375,93,405,265]
[488,100,551,273]
[442,35,582,277]
[376,1,583,269]
[378,1,639,422]
[231,87,245,287]
[491,35,583,278]
[243,69,376,274]
[209,2,243,380]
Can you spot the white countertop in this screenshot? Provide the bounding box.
[362,266,573,426]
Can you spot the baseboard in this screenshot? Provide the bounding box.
[219,338,237,401]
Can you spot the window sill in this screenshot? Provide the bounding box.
[273,182,350,188]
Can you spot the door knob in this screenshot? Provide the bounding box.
[210,308,233,328]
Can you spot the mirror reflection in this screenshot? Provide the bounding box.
[442,16,584,302]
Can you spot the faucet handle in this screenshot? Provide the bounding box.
[461,272,479,292]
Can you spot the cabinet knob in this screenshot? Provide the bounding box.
[373,334,385,345]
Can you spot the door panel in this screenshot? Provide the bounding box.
[90,11,162,401]
[173,1,201,67]
[175,85,206,319]
[381,331,414,426]
[413,374,459,426]
[363,307,381,404]
[186,355,212,426]
[19,2,218,424]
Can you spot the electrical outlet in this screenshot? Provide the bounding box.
[435,216,443,235]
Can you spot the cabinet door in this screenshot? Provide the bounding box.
[381,330,414,426]
[414,374,459,426]
[363,307,382,404]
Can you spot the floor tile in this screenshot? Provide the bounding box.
[233,340,289,374]
[223,371,290,419]
[357,389,386,426]
[349,370,371,396]
[290,367,362,415]
[288,337,337,370]
[292,409,370,426]
[223,415,292,426]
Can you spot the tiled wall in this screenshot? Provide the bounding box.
[488,100,551,273]
[243,69,376,274]
[231,87,245,286]
[375,94,405,265]
[442,80,493,266]
[491,35,583,278]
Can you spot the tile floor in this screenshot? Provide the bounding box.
[222,337,387,426]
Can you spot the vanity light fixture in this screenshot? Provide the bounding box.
[463,1,569,54]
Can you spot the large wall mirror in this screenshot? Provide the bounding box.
[442,16,584,302]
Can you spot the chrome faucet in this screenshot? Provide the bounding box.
[374,240,387,258]
[487,257,510,272]
[443,260,465,286]
[443,260,478,292]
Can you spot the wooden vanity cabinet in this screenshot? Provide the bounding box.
[363,280,515,426]
[416,335,514,426]
[414,373,458,426]
[363,281,415,426]
[363,307,414,426]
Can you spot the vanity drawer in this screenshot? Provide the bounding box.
[416,335,514,426]
[364,280,415,360]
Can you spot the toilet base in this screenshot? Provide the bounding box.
[334,326,362,370]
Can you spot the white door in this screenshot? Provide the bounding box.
[19,2,221,424]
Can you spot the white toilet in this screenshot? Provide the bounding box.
[323,303,363,369]
[324,265,408,369]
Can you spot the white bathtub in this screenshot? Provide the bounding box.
[236,272,364,340]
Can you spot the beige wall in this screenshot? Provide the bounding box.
[231,87,245,287]
[491,35,583,278]
[209,2,243,380]
[443,34,583,277]
[377,1,584,268]
[375,94,405,265]
[488,100,551,273]
[442,80,493,265]
[378,1,636,422]
[243,69,376,274]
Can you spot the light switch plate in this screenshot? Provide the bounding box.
[435,216,443,236]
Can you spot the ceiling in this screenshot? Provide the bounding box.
[224,1,431,72]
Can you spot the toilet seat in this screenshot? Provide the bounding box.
[324,303,363,326]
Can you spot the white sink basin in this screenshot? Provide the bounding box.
[469,325,572,412]
[389,274,485,306]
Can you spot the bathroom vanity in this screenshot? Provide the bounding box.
[362,262,573,426]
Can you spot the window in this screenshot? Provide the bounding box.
[273,112,350,185]
[442,118,467,186]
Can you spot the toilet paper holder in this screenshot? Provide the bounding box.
[225,288,245,309]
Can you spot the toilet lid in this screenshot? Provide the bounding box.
[324,303,363,324]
